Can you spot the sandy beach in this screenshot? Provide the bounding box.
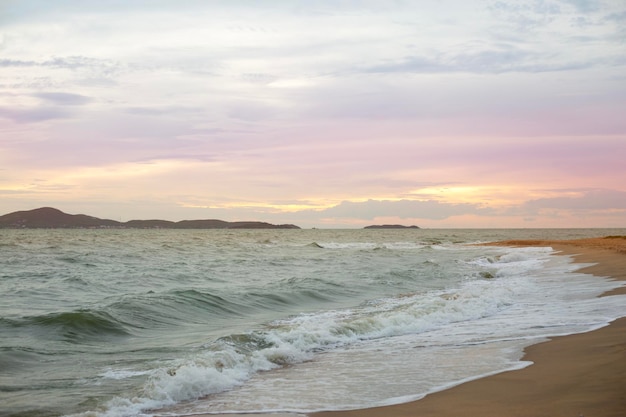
[312,237,626,417]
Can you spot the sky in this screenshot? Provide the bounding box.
[1,0,625,228]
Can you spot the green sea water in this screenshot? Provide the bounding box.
[1,228,625,417]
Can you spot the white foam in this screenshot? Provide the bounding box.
[71,245,626,417]
[99,369,151,380]
[172,247,625,415]
[314,241,427,250]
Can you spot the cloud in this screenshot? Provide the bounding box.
[317,199,492,221]
[362,48,592,75]
[0,59,37,67]
[227,100,280,122]
[522,189,626,211]
[123,106,205,116]
[605,10,626,23]
[488,0,562,31]
[33,92,92,105]
[0,56,118,72]
[158,198,496,227]
[564,0,600,13]
[1,1,624,228]
[0,106,70,123]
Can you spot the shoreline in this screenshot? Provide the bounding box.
[312,237,626,417]
[180,237,626,417]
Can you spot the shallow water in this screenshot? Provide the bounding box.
[1,228,625,417]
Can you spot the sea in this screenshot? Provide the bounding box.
[1,228,626,417]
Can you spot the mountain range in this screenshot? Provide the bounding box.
[0,207,301,229]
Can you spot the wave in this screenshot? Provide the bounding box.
[2,282,356,347]
[0,346,51,373]
[105,290,254,330]
[2,310,131,344]
[1,290,252,343]
[62,244,599,417]
[3,246,554,350]
[109,284,344,330]
[80,271,532,417]
[309,241,432,251]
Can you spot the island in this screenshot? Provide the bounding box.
[0,207,301,229]
[363,224,420,229]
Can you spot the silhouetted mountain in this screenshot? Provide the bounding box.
[0,207,300,229]
[123,219,176,228]
[0,207,122,228]
[363,224,420,229]
[175,219,230,229]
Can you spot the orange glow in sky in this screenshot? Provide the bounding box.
[1,2,625,228]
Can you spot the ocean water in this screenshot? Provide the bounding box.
[1,228,626,417]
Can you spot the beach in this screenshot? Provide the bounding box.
[312,237,626,417]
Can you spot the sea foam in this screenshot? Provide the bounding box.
[74,245,622,417]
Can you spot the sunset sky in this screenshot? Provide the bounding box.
[1,0,625,228]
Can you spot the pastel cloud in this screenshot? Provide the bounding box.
[0,1,625,227]
[33,92,93,106]
[522,189,626,212]
[314,199,493,221]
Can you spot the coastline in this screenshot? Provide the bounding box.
[178,237,626,417]
[311,237,626,417]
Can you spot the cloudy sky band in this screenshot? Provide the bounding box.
[1,0,625,227]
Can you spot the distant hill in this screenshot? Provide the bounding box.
[0,207,301,229]
[0,207,121,229]
[364,224,420,229]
